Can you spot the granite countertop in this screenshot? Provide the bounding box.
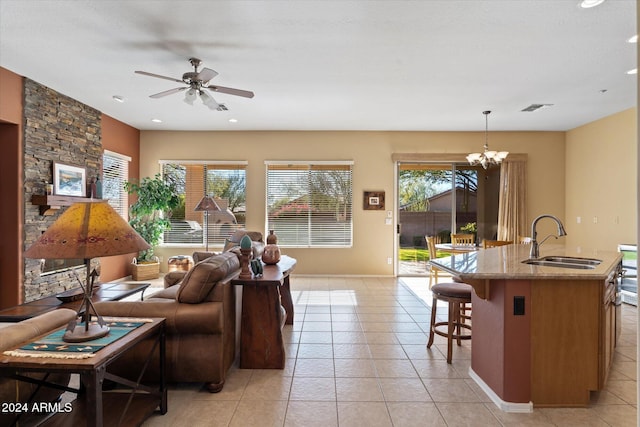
[430,244,622,281]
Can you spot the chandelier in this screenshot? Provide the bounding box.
[466,110,508,169]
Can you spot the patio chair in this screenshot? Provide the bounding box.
[451,233,475,246]
[482,239,513,249]
[426,236,443,289]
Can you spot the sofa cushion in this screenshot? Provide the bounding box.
[176,252,239,304]
[223,230,265,258]
[228,229,264,243]
[192,251,218,263]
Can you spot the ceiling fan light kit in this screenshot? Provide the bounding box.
[136,57,254,111]
[184,88,197,105]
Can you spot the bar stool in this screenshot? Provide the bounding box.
[426,281,472,363]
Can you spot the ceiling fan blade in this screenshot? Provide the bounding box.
[135,70,183,83]
[206,85,254,98]
[199,90,220,110]
[197,67,218,83]
[149,87,187,98]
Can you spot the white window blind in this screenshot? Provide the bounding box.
[161,161,247,246]
[266,161,353,247]
[102,150,130,218]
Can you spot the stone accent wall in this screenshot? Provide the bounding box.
[23,79,102,302]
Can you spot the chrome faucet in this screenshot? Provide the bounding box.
[529,214,568,259]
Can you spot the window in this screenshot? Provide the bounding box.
[161,161,247,246]
[266,161,353,247]
[102,150,130,218]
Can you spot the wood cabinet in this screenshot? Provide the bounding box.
[599,269,619,388]
[530,278,600,406]
[529,272,620,406]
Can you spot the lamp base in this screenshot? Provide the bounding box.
[239,247,252,280]
[62,323,110,343]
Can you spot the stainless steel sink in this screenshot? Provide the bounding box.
[522,256,602,270]
[539,256,601,266]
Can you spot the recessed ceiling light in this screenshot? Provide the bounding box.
[229,118,238,123]
[151,118,163,123]
[628,35,638,44]
[580,0,605,8]
[112,95,125,103]
[626,68,638,75]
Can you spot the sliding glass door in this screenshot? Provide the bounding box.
[397,162,500,275]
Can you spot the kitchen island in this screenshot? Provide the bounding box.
[430,244,622,412]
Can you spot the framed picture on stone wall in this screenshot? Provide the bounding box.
[53,162,86,197]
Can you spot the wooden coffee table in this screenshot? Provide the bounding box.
[232,255,296,369]
[0,317,167,427]
[0,283,150,322]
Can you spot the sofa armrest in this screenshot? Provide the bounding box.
[164,271,187,288]
[0,308,77,351]
[94,300,225,334]
[148,285,179,300]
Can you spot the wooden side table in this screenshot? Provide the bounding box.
[0,318,166,427]
[231,255,296,369]
[0,283,151,322]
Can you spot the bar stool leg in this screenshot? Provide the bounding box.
[454,302,462,346]
[446,300,454,363]
[426,296,437,349]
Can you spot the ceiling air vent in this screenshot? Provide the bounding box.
[216,104,228,111]
[521,104,554,112]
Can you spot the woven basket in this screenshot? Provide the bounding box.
[131,258,160,281]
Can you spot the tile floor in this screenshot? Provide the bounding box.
[141,276,638,427]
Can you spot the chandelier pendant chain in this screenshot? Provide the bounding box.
[483,110,490,153]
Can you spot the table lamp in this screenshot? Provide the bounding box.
[194,195,221,252]
[24,201,150,342]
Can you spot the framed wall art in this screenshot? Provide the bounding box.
[363,191,385,210]
[53,162,87,197]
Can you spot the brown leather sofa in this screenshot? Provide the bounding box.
[94,251,240,392]
[0,308,77,426]
[164,230,265,289]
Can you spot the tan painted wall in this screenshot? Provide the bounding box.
[565,108,637,252]
[141,130,566,275]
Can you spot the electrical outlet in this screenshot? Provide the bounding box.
[576,216,581,224]
[593,216,598,224]
[387,257,392,265]
[514,296,525,315]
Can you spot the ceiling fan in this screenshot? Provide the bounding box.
[135,57,254,110]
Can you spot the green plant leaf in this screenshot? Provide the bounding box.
[125,174,180,261]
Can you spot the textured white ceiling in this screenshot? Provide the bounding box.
[0,0,636,131]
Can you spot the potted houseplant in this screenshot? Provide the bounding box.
[125,174,180,280]
[459,222,478,244]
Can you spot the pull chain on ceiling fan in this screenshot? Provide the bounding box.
[135,57,254,110]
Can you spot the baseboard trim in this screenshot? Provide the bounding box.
[469,367,533,413]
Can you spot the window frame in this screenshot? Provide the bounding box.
[159,160,248,248]
[265,160,354,248]
[102,150,131,219]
